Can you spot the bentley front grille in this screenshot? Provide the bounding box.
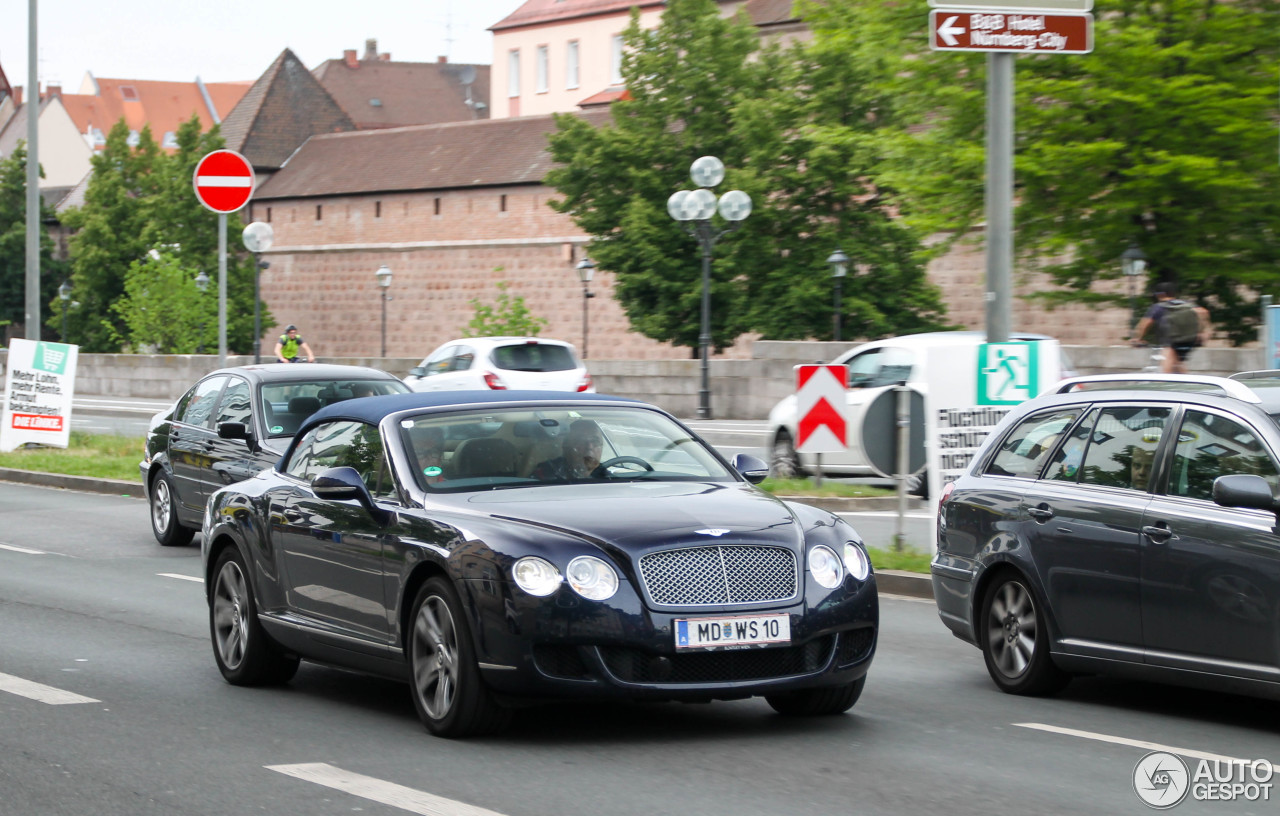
[638,545,798,606]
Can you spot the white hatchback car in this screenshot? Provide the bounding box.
[766,331,1075,485]
[404,337,594,393]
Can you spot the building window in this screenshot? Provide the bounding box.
[266,207,272,223]
[434,197,441,215]
[375,200,382,218]
[610,34,624,85]
[508,49,520,98]
[316,205,322,221]
[500,194,507,213]
[566,41,580,90]
[536,46,549,94]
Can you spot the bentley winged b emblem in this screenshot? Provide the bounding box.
[695,529,731,537]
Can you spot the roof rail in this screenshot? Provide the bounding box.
[1049,373,1262,403]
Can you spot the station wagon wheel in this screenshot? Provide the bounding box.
[150,470,195,547]
[210,548,299,686]
[770,430,806,479]
[766,675,866,716]
[408,577,511,738]
[980,573,1069,696]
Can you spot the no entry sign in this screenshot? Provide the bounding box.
[795,364,850,454]
[193,150,254,213]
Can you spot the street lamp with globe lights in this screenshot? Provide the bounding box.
[241,221,274,363]
[827,248,850,342]
[58,280,72,341]
[1121,243,1147,339]
[576,255,596,359]
[376,264,393,357]
[667,156,752,420]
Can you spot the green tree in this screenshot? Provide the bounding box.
[804,0,1280,344]
[547,0,949,350]
[110,251,213,352]
[464,280,549,337]
[0,143,67,339]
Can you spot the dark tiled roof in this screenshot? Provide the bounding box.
[255,109,611,199]
[490,0,665,31]
[221,49,357,171]
[312,58,490,129]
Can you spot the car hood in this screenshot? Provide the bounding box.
[462,482,805,552]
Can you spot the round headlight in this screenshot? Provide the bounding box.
[843,543,871,582]
[808,545,843,589]
[512,557,562,597]
[566,556,619,601]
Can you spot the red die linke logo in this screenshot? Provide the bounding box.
[11,413,63,431]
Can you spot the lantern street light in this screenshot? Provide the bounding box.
[1121,243,1148,338]
[667,156,752,419]
[576,255,596,359]
[241,221,274,363]
[194,271,210,354]
[58,280,72,341]
[827,248,850,342]
[376,264,393,357]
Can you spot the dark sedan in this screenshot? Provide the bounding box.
[200,391,878,737]
[141,363,408,546]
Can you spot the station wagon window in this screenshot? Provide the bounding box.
[214,378,252,427]
[985,408,1081,479]
[1048,406,1171,490]
[179,376,227,428]
[1168,410,1280,501]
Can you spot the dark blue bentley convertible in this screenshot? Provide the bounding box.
[201,391,878,737]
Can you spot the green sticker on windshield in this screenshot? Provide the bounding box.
[424,466,442,477]
[270,425,283,434]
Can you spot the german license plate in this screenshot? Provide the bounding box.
[674,613,791,650]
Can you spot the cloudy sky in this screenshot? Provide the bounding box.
[2,0,526,91]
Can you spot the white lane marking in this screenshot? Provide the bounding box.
[267,763,508,816]
[0,672,100,705]
[0,543,46,554]
[158,573,203,583]
[1015,723,1276,765]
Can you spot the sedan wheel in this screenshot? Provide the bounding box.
[770,431,806,479]
[150,471,195,547]
[408,578,510,738]
[210,548,299,686]
[980,573,1068,696]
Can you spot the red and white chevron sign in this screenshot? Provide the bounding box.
[795,364,849,453]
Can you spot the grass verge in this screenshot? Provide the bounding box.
[867,546,931,574]
[759,476,894,499]
[0,432,144,482]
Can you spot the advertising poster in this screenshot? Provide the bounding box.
[1,339,78,452]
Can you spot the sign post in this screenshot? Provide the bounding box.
[193,150,255,367]
[795,364,850,486]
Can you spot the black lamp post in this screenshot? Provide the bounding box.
[1121,243,1147,338]
[58,281,71,341]
[827,248,850,342]
[667,156,752,420]
[194,271,210,354]
[576,256,596,359]
[241,222,274,363]
[376,264,393,357]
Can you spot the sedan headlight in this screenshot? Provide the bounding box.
[843,543,871,582]
[512,557,562,597]
[566,556,619,601]
[808,545,844,589]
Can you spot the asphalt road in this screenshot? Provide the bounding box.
[2,482,1277,815]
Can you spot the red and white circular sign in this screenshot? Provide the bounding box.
[192,149,254,213]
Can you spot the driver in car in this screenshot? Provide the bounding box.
[533,419,606,480]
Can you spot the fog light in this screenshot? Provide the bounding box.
[843,543,870,582]
[566,556,619,600]
[513,557,562,596]
[808,545,843,589]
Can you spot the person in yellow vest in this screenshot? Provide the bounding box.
[273,325,315,363]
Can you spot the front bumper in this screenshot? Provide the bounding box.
[466,573,878,702]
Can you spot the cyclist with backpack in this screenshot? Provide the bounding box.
[273,324,316,364]
[1132,283,1208,374]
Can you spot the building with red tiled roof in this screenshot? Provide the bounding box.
[67,74,249,151]
[312,39,490,129]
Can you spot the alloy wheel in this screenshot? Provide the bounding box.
[151,477,172,534]
[986,580,1037,679]
[213,560,248,670]
[412,595,459,720]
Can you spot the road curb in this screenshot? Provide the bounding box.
[0,468,144,498]
[875,569,934,600]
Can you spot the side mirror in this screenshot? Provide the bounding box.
[732,453,770,485]
[312,466,392,524]
[409,366,426,378]
[1212,474,1279,514]
[217,421,259,452]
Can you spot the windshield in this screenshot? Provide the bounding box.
[260,378,409,437]
[399,406,733,491]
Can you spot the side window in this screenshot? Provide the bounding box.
[845,350,883,389]
[1076,406,1171,490]
[214,378,253,427]
[286,421,386,492]
[868,347,915,388]
[425,345,455,376]
[1168,411,1280,501]
[452,346,476,371]
[179,376,227,428]
[1046,408,1097,483]
[285,426,324,482]
[985,408,1081,479]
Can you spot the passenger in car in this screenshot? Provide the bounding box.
[1130,445,1155,491]
[411,427,446,483]
[532,419,606,480]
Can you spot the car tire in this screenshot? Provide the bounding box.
[210,548,300,686]
[766,676,865,716]
[408,577,511,738]
[979,572,1069,696]
[906,470,929,499]
[150,470,195,547]
[770,430,807,479]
